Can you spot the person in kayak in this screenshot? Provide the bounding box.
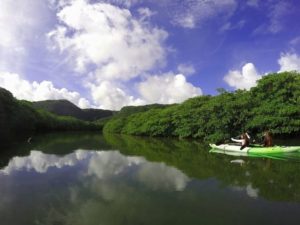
[231,133,250,150]
[263,131,273,147]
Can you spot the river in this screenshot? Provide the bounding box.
[0,132,299,225]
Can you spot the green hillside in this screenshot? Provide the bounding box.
[0,88,102,146]
[32,100,114,121]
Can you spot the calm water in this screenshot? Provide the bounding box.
[0,132,300,225]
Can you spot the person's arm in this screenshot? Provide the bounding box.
[246,133,250,139]
[231,138,243,143]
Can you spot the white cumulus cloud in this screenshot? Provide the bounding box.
[224,63,262,90]
[48,0,168,81]
[278,53,300,72]
[0,0,52,72]
[0,0,48,50]
[88,71,203,110]
[0,72,91,108]
[48,0,204,110]
[138,73,202,104]
[88,81,145,110]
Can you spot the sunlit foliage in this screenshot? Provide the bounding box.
[104,72,300,142]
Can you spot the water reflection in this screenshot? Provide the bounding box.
[136,162,189,191]
[0,133,299,225]
[1,150,89,174]
[0,149,192,225]
[230,183,259,199]
[1,150,189,191]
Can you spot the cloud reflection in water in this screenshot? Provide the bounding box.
[0,150,190,192]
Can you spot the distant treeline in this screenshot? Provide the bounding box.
[32,99,114,121]
[0,88,103,145]
[103,72,300,142]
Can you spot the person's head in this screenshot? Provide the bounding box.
[242,133,249,140]
[264,130,272,137]
[263,130,273,146]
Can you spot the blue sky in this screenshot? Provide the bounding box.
[0,0,300,110]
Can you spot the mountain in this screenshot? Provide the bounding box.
[0,88,103,147]
[32,100,115,121]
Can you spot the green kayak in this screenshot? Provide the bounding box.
[209,144,300,154]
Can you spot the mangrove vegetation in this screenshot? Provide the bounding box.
[103,71,300,142]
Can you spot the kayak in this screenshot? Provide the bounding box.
[209,144,300,154]
[210,148,249,157]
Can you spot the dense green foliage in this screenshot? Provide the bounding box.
[32,99,114,121]
[104,72,300,142]
[103,103,172,133]
[0,88,102,146]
